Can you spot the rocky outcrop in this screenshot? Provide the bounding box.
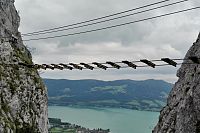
[0,0,48,132]
[153,33,200,133]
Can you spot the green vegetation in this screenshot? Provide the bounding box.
[49,118,110,133]
[0,65,8,80]
[49,95,74,100]
[14,48,32,64]
[45,79,172,112]
[154,100,166,107]
[2,102,10,114]
[91,85,127,94]
[8,80,17,95]
[50,127,76,133]
[141,100,159,107]
[127,100,140,106]
[90,100,120,104]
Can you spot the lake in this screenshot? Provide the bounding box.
[48,106,159,133]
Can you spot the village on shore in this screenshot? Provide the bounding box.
[48,118,110,133]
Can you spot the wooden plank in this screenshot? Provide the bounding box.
[51,64,64,70]
[69,63,83,70]
[42,64,54,70]
[92,62,107,70]
[122,61,137,69]
[106,62,121,69]
[59,63,73,70]
[140,59,155,68]
[80,63,94,70]
[161,58,177,67]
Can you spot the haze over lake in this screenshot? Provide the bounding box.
[49,106,159,133]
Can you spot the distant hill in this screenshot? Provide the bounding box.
[44,79,173,111]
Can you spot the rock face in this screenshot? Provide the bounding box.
[153,33,200,133]
[0,0,48,132]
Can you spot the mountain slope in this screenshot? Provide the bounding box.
[44,79,172,111]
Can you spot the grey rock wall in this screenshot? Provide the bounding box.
[153,33,200,133]
[0,0,48,132]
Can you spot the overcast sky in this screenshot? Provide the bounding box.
[15,0,200,83]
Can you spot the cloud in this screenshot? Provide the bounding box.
[30,42,182,63]
[14,0,200,82]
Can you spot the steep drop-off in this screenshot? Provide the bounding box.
[0,0,48,132]
[153,33,200,133]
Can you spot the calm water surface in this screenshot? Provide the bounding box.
[48,106,159,133]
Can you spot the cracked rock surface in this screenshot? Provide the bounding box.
[153,33,200,133]
[0,0,48,132]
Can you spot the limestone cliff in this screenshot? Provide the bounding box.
[0,0,48,132]
[153,33,200,133]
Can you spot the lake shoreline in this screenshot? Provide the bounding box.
[48,104,161,112]
[49,117,110,133]
[48,106,159,133]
